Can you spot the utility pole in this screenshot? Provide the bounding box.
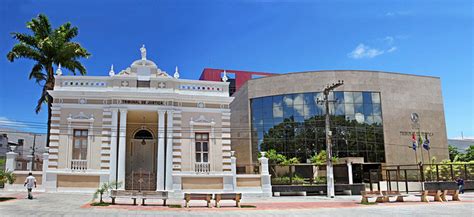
[31,133,37,171]
[317,80,344,198]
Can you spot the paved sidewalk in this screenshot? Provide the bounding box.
[0,191,473,216]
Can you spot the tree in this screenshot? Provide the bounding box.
[7,14,90,147]
[448,145,460,162]
[93,181,121,203]
[463,145,474,162]
[0,170,16,185]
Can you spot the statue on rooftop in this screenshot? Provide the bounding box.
[140,44,147,60]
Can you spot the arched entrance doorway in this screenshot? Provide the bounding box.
[125,129,157,191]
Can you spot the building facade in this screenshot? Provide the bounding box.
[38,47,270,196]
[199,68,274,96]
[0,130,47,171]
[231,70,449,166]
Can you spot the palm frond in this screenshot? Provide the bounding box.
[29,63,46,83]
[35,85,49,113]
[58,42,91,60]
[26,14,52,39]
[56,22,79,42]
[61,60,87,75]
[11,32,39,49]
[6,43,42,62]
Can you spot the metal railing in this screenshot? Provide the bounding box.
[364,163,474,193]
[269,164,349,185]
[382,163,474,182]
[71,160,87,171]
[194,162,210,173]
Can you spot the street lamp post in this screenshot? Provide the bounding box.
[318,80,344,198]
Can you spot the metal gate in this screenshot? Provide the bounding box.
[125,168,156,191]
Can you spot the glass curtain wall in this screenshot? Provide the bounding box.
[251,91,385,163]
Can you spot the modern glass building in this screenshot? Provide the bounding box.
[251,91,385,163]
[230,70,448,166]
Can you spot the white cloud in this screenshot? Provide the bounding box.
[387,46,397,53]
[385,11,412,17]
[383,36,394,45]
[348,44,384,59]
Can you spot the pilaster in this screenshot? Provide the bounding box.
[117,109,127,189]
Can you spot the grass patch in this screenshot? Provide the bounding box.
[0,197,16,202]
[91,202,111,206]
[240,205,257,208]
[168,204,182,208]
[360,202,377,205]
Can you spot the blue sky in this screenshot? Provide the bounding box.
[0,0,472,138]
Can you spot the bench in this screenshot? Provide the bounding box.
[361,191,385,203]
[184,193,213,208]
[415,190,443,202]
[441,190,460,202]
[214,193,242,208]
[382,191,409,202]
[141,191,168,206]
[110,190,139,205]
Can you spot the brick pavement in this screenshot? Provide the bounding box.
[0,190,473,216]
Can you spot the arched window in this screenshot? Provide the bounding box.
[134,129,153,140]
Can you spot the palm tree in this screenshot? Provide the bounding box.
[93,181,122,203]
[6,14,90,147]
[0,170,16,185]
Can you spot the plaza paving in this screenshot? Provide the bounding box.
[0,190,473,216]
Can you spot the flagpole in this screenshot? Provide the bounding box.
[419,130,424,164]
[414,149,418,165]
[428,148,432,180]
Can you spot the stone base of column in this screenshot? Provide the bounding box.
[43,172,58,192]
[223,176,234,191]
[172,176,181,191]
[261,174,272,197]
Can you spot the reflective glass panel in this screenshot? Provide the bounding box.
[334,91,344,103]
[344,92,354,103]
[273,106,283,118]
[293,93,304,105]
[345,103,355,114]
[364,103,373,116]
[294,104,304,117]
[250,91,384,163]
[373,103,381,115]
[353,92,363,103]
[363,92,372,104]
[303,93,314,105]
[283,94,294,107]
[372,92,381,103]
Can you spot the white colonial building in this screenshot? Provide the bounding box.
[18,46,272,197]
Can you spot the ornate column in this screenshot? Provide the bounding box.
[156,110,166,191]
[165,110,174,190]
[109,109,119,183]
[117,109,127,189]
